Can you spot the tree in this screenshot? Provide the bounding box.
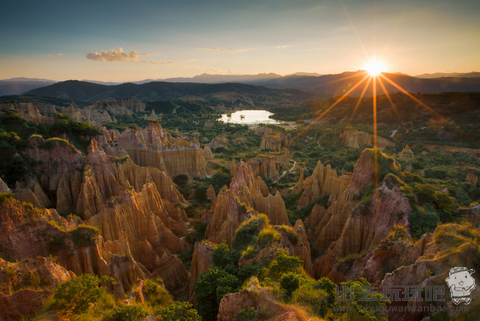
[104,305,149,321]
[195,267,240,321]
[155,302,201,321]
[53,274,114,315]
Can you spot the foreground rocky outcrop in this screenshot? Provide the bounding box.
[303,151,411,281]
[0,257,73,321]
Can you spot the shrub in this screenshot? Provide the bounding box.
[257,227,281,248]
[276,225,300,245]
[195,267,240,321]
[268,249,303,279]
[104,305,149,321]
[143,278,173,307]
[233,214,269,250]
[69,225,100,247]
[292,284,329,315]
[233,307,256,321]
[237,264,261,284]
[53,274,114,315]
[280,272,303,296]
[211,243,240,269]
[155,302,202,321]
[0,192,14,204]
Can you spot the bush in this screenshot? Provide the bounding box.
[268,249,303,279]
[69,225,100,247]
[292,283,329,315]
[104,305,149,321]
[280,272,303,296]
[211,243,240,269]
[53,274,114,315]
[195,267,240,321]
[233,214,268,250]
[143,278,173,307]
[276,225,299,245]
[155,302,202,321]
[257,227,281,248]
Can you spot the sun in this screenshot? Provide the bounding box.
[363,59,386,76]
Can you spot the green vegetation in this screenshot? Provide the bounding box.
[104,305,149,321]
[155,301,202,321]
[52,274,115,315]
[69,225,100,247]
[233,214,269,251]
[0,110,99,185]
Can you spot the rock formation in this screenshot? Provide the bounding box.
[306,151,412,281]
[466,171,479,187]
[202,146,215,161]
[188,241,215,302]
[247,149,291,179]
[206,136,229,149]
[205,161,291,246]
[340,130,394,149]
[115,120,211,177]
[297,160,352,208]
[0,101,56,123]
[294,167,304,193]
[206,184,216,201]
[261,132,285,151]
[398,144,414,161]
[91,98,145,114]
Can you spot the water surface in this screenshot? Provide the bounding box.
[219,110,282,125]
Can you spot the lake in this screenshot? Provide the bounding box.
[219,110,282,125]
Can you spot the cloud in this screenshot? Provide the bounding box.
[58,53,63,56]
[199,47,248,54]
[277,45,289,49]
[48,53,63,57]
[142,60,174,65]
[86,47,151,63]
[185,58,197,61]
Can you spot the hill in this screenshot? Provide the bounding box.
[247,71,480,95]
[25,80,317,105]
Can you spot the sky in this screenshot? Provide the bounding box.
[1,0,480,82]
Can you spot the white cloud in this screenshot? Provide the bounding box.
[86,47,151,63]
[199,47,248,54]
[47,53,63,57]
[185,58,197,61]
[277,45,289,49]
[142,60,174,65]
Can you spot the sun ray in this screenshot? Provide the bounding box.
[379,74,445,120]
[378,0,411,62]
[340,0,369,58]
[377,76,405,125]
[349,76,372,122]
[373,76,379,188]
[284,74,370,148]
[325,71,368,85]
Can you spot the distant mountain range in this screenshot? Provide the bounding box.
[2,70,480,99]
[415,72,480,78]
[24,80,317,105]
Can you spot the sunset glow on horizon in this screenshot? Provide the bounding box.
[1,0,479,82]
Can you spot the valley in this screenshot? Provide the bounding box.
[0,85,479,321]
